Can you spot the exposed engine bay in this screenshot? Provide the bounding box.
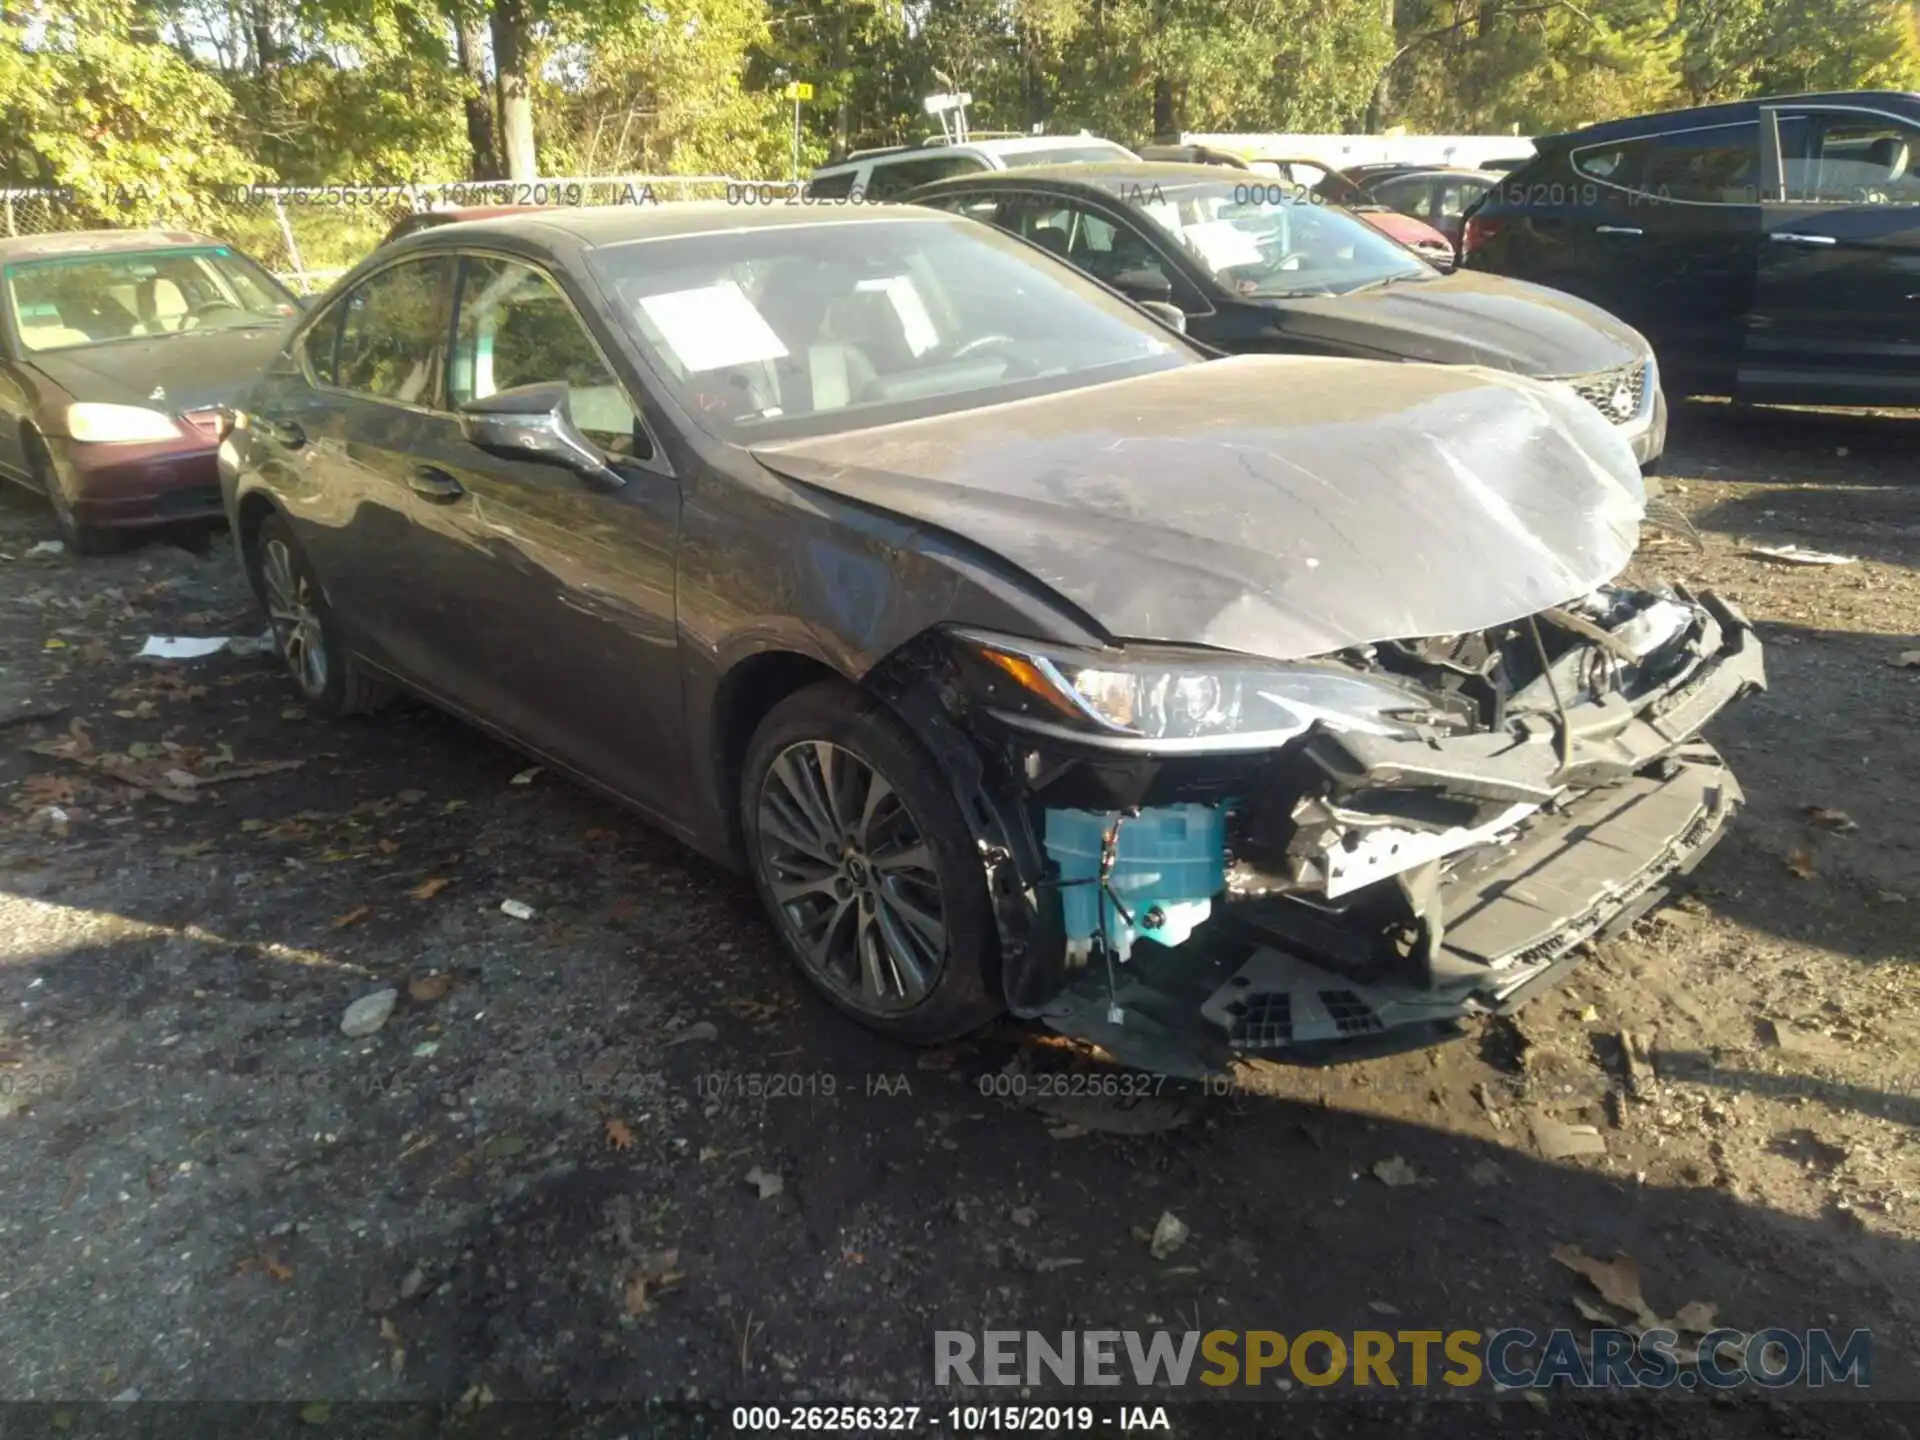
[880,582,1763,1077]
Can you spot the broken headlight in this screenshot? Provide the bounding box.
[951,628,1451,748]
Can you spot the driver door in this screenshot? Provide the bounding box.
[401,251,688,819]
[1746,102,1920,404]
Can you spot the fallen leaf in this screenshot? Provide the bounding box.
[330,905,373,930]
[482,1133,527,1161]
[1786,847,1818,879]
[744,1165,784,1199]
[1671,1300,1719,1334]
[1034,1257,1083,1272]
[509,766,543,786]
[622,1250,685,1315]
[1551,1244,1656,1327]
[407,973,453,1003]
[1010,1206,1037,1228]
[409,877,452,901]
[376,837,400,854]
[1148,1210,1189,1259]
[1572,1295,1620,1324]
[665,1020,718,1047]
[1803,806,1858,833]
[605,1117,636,1151]
[1372,1155,1421,1187]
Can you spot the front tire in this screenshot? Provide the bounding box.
[740,680,1003,1043]
[28,435,126,556]
[251,513,391,717]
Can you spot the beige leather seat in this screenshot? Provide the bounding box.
[19,320,94,352]
[138,278,189,335]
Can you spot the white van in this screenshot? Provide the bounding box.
[807,134,1139,201]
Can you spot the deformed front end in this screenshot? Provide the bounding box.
[892,584,1763,1074]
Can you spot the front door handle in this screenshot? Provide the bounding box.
[407,466,466,502]
[1593,225,1643,236]
[1771,231,1837,247]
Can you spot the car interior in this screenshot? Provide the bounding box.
[7,252,287,352]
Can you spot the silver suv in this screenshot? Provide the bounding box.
[807,133,1139,202]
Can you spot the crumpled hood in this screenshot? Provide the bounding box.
[752,354,1648,662]
[1264,270,1648,376]
[31,325,291,416]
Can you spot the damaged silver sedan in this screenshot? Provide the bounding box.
[222,204,1761,1075]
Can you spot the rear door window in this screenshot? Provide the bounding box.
[334,256,453,405]
[1575,123,1759,204]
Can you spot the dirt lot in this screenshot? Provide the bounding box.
[0,400,1916,1434]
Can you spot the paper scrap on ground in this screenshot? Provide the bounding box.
[1745,545,1857,566]
[139,632,274,660]
[637,280,788,373]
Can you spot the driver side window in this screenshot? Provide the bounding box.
[448,256,650,459]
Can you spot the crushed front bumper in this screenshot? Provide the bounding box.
[1202,740,1739,1052]
[939,589,1765,1076]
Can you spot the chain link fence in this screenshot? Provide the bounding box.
[1,175,775,294]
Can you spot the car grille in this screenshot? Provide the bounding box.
[1559,361,1648,426]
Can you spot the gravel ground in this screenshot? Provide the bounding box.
[0,400,1916,1437]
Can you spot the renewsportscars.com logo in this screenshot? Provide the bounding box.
[934,1328,1872,1391]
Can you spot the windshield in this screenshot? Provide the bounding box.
[586,214,1192,443]
[1130,180,1434,298]
[4,247,297,353]
[1001,142,1137,167]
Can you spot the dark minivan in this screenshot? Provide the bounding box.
[1461,90,1920,405]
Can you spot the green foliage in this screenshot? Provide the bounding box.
[0,0,261,220]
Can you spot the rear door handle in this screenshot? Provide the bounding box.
[1593,225,1643,236]
[1770,231,1837,247]
[407,466,465,502]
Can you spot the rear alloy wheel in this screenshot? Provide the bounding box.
[741,681,1002,1042]
[252,513,391,717]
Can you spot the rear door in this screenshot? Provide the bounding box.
[1562,121,1762,393]
[247,253,454,680]
[404,251,686,816]
[1745,102,1920,404]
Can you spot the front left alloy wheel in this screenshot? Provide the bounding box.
[252,513,391,717]
[740,680,1002,1042]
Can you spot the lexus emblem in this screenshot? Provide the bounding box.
[1610,380,1635,417]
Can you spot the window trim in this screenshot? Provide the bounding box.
[310,251,459,415]
[446,245,674,479]
[1570,120,1764,208]
[1763,102,1920,207]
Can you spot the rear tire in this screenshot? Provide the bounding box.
[251,513,391,717]
[740,680,1003,1043]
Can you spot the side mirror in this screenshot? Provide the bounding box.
[1111,267,1174,304]
[1136,300,1187,334]
[458,381,624,490]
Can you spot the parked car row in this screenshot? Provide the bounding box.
[13,98,1867,1072]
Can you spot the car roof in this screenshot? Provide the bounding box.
[383,200,970,251]
[0,228,227,263]
[910,160,1260,193]
[1368,168,1498,181]
[1544,89,1920,145]
[816,134,1135,172]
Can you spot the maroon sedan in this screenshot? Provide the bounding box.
[0,229,299,553]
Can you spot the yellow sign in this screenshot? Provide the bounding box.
[785,82,814,101]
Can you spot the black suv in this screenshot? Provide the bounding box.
[1461,90,1920,405]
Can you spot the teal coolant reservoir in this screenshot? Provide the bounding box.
[1042,805,1229,963]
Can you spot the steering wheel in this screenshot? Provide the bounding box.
[180,298,244,330]
[949,332,1018,361]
